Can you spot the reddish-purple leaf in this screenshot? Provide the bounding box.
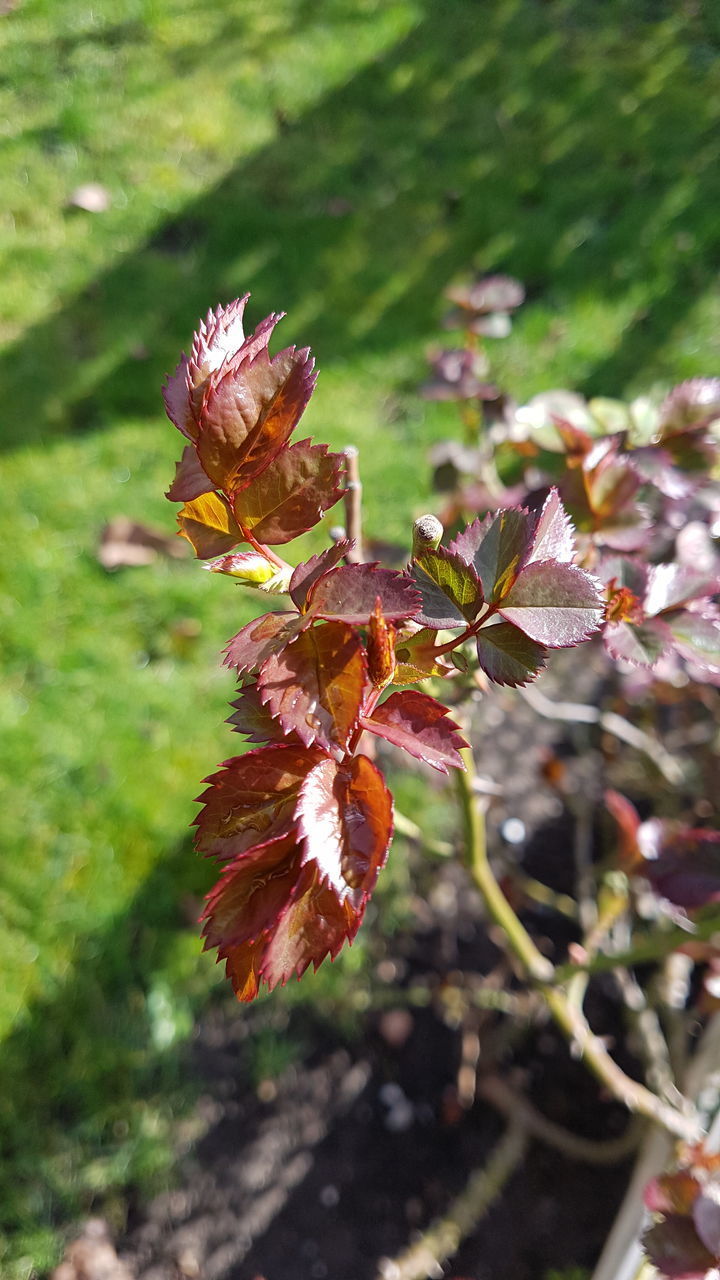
[210,855,363,1001]
[163,296,276,440]
[166,444,215,501]
[667,608,720,675]
[250,861,363,994]
[659,378,720,434]
[411,547,482,629]
[289,540,354,610]
[498,561,604,647]
[527,489,576,565]
[360,690,467,774]
[645,563,720,617]
[198,343,316,491]
[643,1216,717,1280]
[450,508,535,602]
[194,744,324,862]
[177,492,244,558]
[604,618,672,668]
[223,611,301,676]
[641,826,720,909]
[475,621,547,687]
[201,833,303,951]
[694,1186,720,1259]
[645,1171,702,1217]
[258,621,366,755]
[232,439,346,544]
[227,682,297,744]
[297,753,393,903]
[306,563,421,626]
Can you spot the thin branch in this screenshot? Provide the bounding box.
[553,911,720,982]
[518,684,686,786]
[376,1121,528,1280]
[393,809,453,858]
[457,747,702,1143]
[342,445,364,563]
[478,1074,644,1165]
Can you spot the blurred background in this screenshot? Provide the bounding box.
[1,0,720,1275]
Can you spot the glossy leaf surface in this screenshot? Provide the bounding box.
[297,753,393,902]
[258,621,366,754]
[194,745,323,861]
[198,344,316,491]
[233,439,345,544]
[411,546,482,629]
[177,492,244,558]
[306,563,421,625]
[289,540,354,610]
[361,690,467,773]
[223,611,300,676]
[498,561,604,646]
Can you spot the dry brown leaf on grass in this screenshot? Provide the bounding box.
[51,1219,134,1280]
[98,517,189,570]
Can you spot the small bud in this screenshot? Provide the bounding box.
[367,598,396,688]
[412,514,443,558]
[206,553,291,593]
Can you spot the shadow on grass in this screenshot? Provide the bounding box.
[0,834,218,1263]
[3,0,720,449]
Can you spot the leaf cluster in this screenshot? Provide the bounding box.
[164,297,604,1000]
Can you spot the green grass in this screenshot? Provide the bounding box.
[2,0,720,1272]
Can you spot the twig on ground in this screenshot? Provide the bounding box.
[376,1121,528,1280]
[478,1074,644,1165]
[517,685,686,786]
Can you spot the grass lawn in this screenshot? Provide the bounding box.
[2,0,720,1272]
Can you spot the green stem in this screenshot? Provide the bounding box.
[456,747,702,1143]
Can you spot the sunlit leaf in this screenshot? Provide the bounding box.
[306,563,421,626]
[411,546,482,629]
[177,491,244,559]
[498,561,604,646]
[194,744,324,862]
[257,621,366,755]
[527,488,576,564]
[289,540,354,610]
[202,834,303,951]
[198,343,316,491]
[233,439,346,544]
[166,444,215,501]
[223,611,300,675]
[393,627,455,684]
[361,690,467,773]
[604,618,672,667]
[227,682,297,744]
[475,621,547,686]
[297,753,393,901]
[450,508,535,602]
[667,609,720,676]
